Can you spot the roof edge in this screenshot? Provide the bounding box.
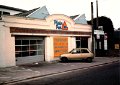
[0,5,27,12]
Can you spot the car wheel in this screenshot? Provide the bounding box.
[61,57,68,62]
[87,58,92,63]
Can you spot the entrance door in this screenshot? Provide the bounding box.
[15,36,45,65]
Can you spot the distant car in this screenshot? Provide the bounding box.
[60,48,94,62]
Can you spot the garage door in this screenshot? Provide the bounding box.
[15,36,45,65]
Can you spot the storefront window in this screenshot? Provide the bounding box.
[76,37,88,48]
[22,51,29,57]
[15,39,44,57]
[30,51,37,56]
[15,40,21,45]
[30,40,36,44]
[81,38,88,48]
[30,45,37,50]
[22,46,29,51]
[76,37,81,48]
[22,40,29,45]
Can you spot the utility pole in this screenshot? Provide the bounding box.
[96,0,99,29]
[91,2,94,56]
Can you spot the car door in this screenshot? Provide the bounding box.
[80,49,90,58]
[69,49,81,59]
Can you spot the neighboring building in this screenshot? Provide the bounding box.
[0,6,92,67]
[113,29,120,56]
[88,16,115,57]
[0,5,27,17]
[94,26,107,57]
[114,29,120,44]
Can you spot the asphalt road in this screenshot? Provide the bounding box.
[12,62,120,85]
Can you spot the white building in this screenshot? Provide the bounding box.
[0,6,92,67]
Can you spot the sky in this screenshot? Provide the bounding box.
[0,0,120,29]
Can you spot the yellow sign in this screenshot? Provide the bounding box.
[115,44,119,49]
[54,37,68,57]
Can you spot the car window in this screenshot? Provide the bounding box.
[81,49,89,53]
[70,49,81,54]
[72,49,76,53]
[76,50,80,53]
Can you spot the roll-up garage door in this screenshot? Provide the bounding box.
[15,36,45,65]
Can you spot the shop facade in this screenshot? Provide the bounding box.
[0,14,92,67]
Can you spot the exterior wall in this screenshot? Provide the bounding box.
[68,37,76,52]
[0,22,15,67]
[45,36,54,61]
[88,36,92,51]
[46,14,91,33]
[0,15,92,67]
[2,16,49,30]
[45,36,76,62]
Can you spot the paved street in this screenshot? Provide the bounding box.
[12,62,120,85]
[0,57,119,85]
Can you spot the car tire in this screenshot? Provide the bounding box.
[87,58,92,63]
[61,57,68,62]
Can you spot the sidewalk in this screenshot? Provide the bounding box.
[0,57,119,85]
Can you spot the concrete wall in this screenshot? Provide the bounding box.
[45,36,54,61]
[68,37,76,52]
[0,22,15,67]
[88,36,92,51]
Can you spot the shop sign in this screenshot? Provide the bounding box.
[54,37,68,57]
[115,44,119,49]
[94,30,104,35]
[54,20,68,30]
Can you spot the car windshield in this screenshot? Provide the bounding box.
[69,49,81,53]
[69,49,76,53]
